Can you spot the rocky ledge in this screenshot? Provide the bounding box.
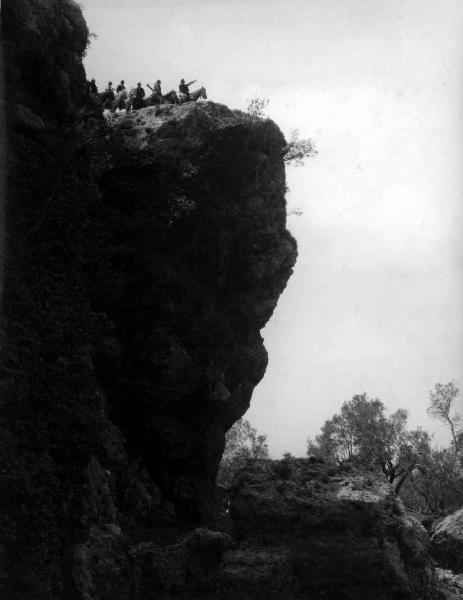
[72,459,445,600]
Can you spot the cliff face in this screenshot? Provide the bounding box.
[98,103,296,522]
[1,0,296,596]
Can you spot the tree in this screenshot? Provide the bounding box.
[308,386,463,511]
[307,394,429,494]
[217,418,269,486]
[245,100,317,167]
[400,445,463,513]
[380,427,431,495]
[283,129,318,166]
[402,380,463,513]
[428,380,462,455]
[307,394,391,464]
[246,97,270,119]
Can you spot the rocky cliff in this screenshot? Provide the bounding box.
[1,0,296,597]
[0,2,453,599]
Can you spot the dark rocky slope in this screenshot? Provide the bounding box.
[0,1,454,599]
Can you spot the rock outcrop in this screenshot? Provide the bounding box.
[67,460,447,600]
[99,101,297,523]
[1,0,296,596]
[435,568,463,600]
[224,458,442,600]
[431,508,463,574]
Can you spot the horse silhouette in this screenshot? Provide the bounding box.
[97,89,115,109]
[178,87,207,103]
[111,89,129,112]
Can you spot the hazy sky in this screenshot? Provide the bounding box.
[82,0,463,456]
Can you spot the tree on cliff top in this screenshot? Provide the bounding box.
[246,98,317,166]
[283,129,318,166]
[218,418,269,487]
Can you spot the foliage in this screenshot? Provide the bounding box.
[246,97,270,119]
[287,206,304,217]
[306,394,429,494]
[245,101,317,167]
[308,385,463,513]
[218,418,269,486]
[399,380,463,513]
[83,31,98,58]
[307,394,393,464]
[400,446,463,513]
[283,129,318,166]
[428,380,462,454]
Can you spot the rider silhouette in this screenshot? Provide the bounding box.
[179,78,196,101]
[133,82,145,110]
[87,79,98,94]
[147,80,162,97]
[105,81,115,100]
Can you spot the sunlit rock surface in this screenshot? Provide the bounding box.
[431,508,463,574]
[435,568,463,600]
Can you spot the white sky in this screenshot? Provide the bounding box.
[82,0,463,457]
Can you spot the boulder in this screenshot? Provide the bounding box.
[226,459,441,600]
[431,508,463,573]
[435,568,463,600]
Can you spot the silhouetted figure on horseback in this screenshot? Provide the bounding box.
[111,88,129,112]
[179,78,196,101]
[87,79,98,95]
[98,81,115,109]
[132,82,146,110]
[147,79,162,104]
[162,90,179,104]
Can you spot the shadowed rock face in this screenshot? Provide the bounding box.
[98,102,297,522]
[0,0,296,596]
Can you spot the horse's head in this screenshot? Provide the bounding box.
[200,87,207,99]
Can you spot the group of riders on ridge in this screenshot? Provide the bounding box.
[87,78,207,112]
